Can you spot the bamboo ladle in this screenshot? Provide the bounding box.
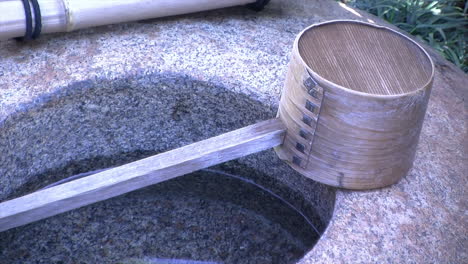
[0,20,434,232]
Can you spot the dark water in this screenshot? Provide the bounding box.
[0,169,320,264]
[0,73,333,264]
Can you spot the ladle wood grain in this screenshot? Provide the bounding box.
[0,119,285,232]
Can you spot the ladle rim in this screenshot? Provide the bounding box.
[294,19,435,99]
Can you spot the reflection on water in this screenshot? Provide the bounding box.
[0,168,320,264]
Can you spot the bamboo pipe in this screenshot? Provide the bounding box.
[0,0,261,41]
[0,20,434,232]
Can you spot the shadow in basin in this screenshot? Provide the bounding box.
[0,72,335,263]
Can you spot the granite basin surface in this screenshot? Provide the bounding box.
[0,0,467,263]
[0,72,334,263]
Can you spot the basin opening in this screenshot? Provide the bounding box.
[298,21,434,95]
[0,73,335,263]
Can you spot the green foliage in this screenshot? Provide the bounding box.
[342,0,468,72]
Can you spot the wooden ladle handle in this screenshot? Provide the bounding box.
[0,118,286,232]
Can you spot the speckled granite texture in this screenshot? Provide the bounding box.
[0,0,466,263]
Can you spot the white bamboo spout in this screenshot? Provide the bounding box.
[0,0,258,40]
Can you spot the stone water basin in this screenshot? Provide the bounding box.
[1,0,465,262]
[0,73,335,263]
